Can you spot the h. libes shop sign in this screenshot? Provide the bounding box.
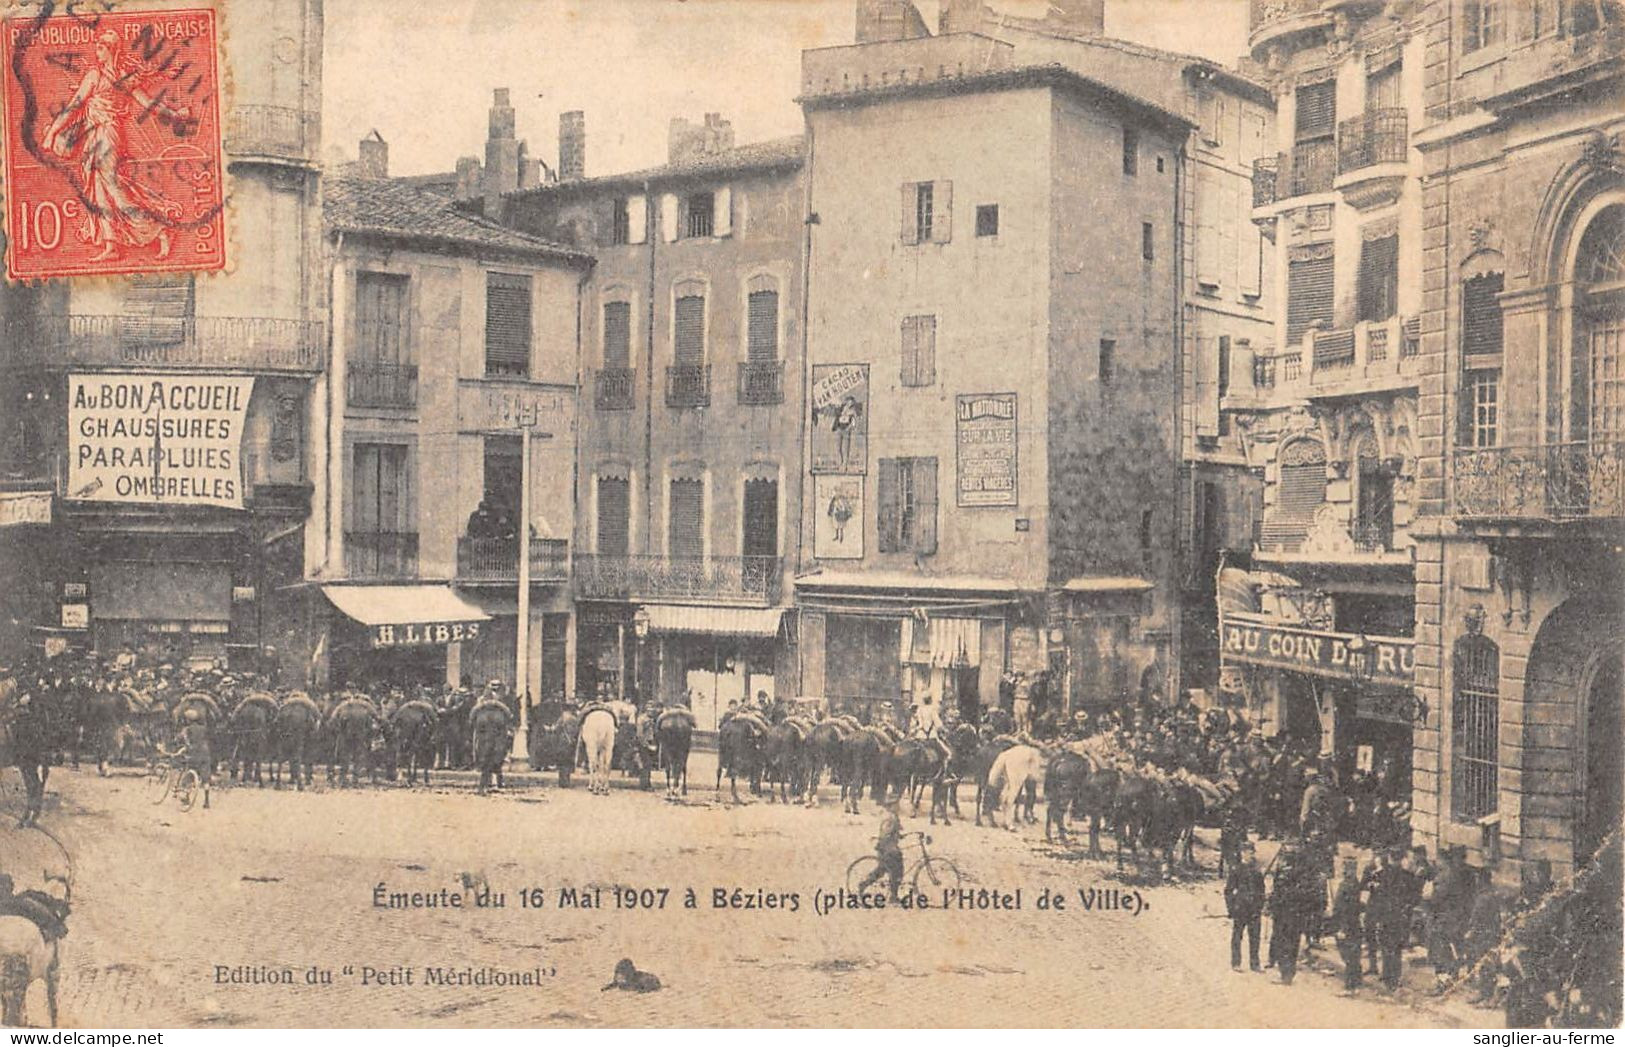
[373,621,482,649]
[1220,619,1415,687]
[68,374,254,509]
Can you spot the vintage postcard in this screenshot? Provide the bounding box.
[1,0,1622,1032]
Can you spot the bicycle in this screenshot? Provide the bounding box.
[845,831,963,899]
[145,744,203,812]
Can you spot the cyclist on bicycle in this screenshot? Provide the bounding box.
[173,707,213,809]
[855,798,904,900]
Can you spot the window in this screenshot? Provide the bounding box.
[1122,125,1139,175]
[1355,440,1393,549]
[349,443,414,577]
[1217,335,1231,400]
[350,272,412,408]
[1142,222,1155,261]
[1573,206,1625,443]
[684,191,714,238]
[120,273,195,349]
[1463,0,1504,53]
[1366,63,1403,112]
[1452,632,1500,821]
[1461,369,1500,448]
[1286,249,1335,344]
[746,283,779,362]
[603,300,632,369]
[1294,80,1336,142]
[1099,339,1116,389]
[1358,234,1400,323]
[901,314,937,387]
[596,476,630,556]
[481,435,521,535]
[612,197,632,245]
[876,457,938,555]
[668,477,704,559]
[743,477,778,559]
[674,288,705,365]
[1463,272,1505,356]
[1139,508,1154,570]
[1261,439,1327,549]
[901,181,952,245]
[1156,156,1165,173]
[976,204,999,238]
[1200,92,1226,147]
[485,272,532,377]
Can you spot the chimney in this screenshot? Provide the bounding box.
[356,130,388,179]
[484,87,520,211]
[1044,0,1104,35]
[455,156,482,201]
[669,113,735,164]
[939,0,984,35]
[558,110,585,181]
[856,0,931,42]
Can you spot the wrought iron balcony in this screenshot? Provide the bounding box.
[1248,0,1333,58]
[665,364,711,409]
[347,362,418,409]
[595,368,636,411]
[1338,109,1408,174]
[456,536,569,583]
[1453,441,1625,521]
[737,360,784,406]
[3,315,323,372]
[1251,156,1280,208]
[574,553,782,605]
[225,104,318,163]
[345,531,419,579]
[1255,142,1337,206]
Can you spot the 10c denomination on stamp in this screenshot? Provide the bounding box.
[1,4,225,281]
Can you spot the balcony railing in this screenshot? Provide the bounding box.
[3,315,323,372]
[1281,351,1303,382]
[456,536,569,582]
[1313,328,1356,370]
[347,361,417,409]
[665,364,711,408]
[1253,355,1277,389]
[574,553,782,605]
[345,531,419,579]
[595,368,635,411]
[1453,441,1625,521]
[1248,0,1326,35]
[1254,141,1337,206]
[737,360,784,406]
[1338,109,1408,174]
[225,104,318,163]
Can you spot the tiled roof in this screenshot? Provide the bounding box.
[506,135,805,200]
[325,177,592,262]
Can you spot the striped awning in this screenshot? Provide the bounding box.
[639,605,784,638]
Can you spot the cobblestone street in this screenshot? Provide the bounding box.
[1,765,1494,1028]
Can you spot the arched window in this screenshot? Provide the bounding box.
[1452,631,1500,821]
[1261,439,1327,551]
[1572,204,1625,444]
[1354,433,1393,550]
[745,274,780,363]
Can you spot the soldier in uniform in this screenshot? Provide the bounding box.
[1225,844,1265,972]
[1330,855,1365,995]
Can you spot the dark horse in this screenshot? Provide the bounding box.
[228,692,278,787]
[1,681,55,827]
[390,700,440,786]
[716,713,766,802]
[74,686,131,776]
[528,707,580,787]
[804,717,850,808]
[327,694,379,787]
[272,692,321,790]
[838,724,891,814]
[763,717,810,804]
[654,707,694,799]
[468,699,513,795]
[883,738,948,819]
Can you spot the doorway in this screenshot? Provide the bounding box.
[1580,643,1623,865]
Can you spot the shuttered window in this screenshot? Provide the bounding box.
[877,457,937,555]
[485,272,532,377]
[1462,272,1504,357]
[1261,440,1326,549]
[668,478,704,559]
[1358,234,1400,323]
[747,289,779,362]
[356,273,408,365]
[596,476,630,556]
[1286,252,1335,345]
[121,274,195,348]
[1122,125,1139,175]
[1295,80,1336,142]
[603,301,632,369]
[743,478,778,558]
[901,314,936,387]
[352,443,410,534]
[674,293,705,365]
[901,181,952,244]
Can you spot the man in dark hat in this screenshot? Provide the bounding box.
[1330,855,1365,995]
[1427,845,1474,989]
[1225,843,1266,972]
[1268,843,1318,984]
[1368,844,1419,990]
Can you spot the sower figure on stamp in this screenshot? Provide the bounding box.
[38,30,193,262]
[1225,843,1265,972]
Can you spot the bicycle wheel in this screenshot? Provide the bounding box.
[146,765,172,805]
[913,855,962,897]
[176,770,201,812]
[845,855,883,895]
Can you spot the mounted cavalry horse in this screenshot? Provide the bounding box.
[0,871,71,1028]
[390,699,440,786]
[837,721,894,814]
[468,699,514,795]
[528,704,580,787]
[654,706,695,800]
[227,691,279,787]
[577,700,635,796]
[803,715,851,808]
[326,693,380,787]
[716,709,768,802]
[763,715,811,804]
[272,691,321,790]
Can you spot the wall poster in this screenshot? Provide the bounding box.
[955,392,1017,507]
[814,474,864,559]
[810,363,868,474]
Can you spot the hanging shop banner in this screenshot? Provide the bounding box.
[0,490,52,527]
[67,374,254,509]
[810,364,868,474]
[1220,617,1415,688]
[813,474,864,560]
[955,392,1017,507]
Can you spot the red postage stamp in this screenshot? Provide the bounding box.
[1,5,224,281]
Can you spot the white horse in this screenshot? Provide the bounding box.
[986,745,1044,832]
[577,707,619,796]
[0,874,68,1028]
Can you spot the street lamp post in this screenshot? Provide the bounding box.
[632,607,651,705]
[509,415,552,764]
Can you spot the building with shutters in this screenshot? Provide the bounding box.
[793,19,1201,723]
[306,137,593,696]
[0,0,324,671]
[1207,0,1430,789]
[1406,0,1623,881]
[499,119,807,730]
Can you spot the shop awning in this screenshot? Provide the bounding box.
[640,605,784,638]
[323,585,490,649]
[1059,576,1155,594]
